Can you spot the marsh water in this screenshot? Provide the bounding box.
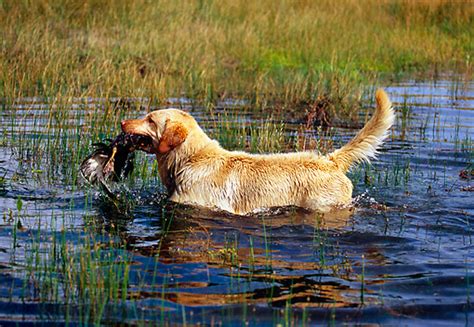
[0,79,473,325]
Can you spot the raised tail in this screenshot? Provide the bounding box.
[328,89,395,171]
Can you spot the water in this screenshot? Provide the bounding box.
[0,79,472,325]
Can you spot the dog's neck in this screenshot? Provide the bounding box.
[155,127,223,194]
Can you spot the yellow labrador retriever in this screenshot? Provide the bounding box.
[121,89,394,215]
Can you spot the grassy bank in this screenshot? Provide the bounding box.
[1,0,472,117]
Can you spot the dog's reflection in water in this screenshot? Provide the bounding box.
[91,198,388,308]
[98,200,354,262]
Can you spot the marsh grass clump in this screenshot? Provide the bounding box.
[207,111,287,153]
[2,96,152,185]
[21,213,133,324]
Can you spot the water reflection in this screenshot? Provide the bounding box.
[90,194,390,309]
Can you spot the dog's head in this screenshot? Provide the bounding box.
[121,109,196,154]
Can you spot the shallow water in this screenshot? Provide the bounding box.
[0,79,473,325]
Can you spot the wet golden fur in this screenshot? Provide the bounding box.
[121,89,394,215]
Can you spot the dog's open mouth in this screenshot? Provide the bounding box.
[126,133,153,153]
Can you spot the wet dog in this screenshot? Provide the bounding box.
[121,89,394,215]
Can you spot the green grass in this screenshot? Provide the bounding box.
[21,210,133,324]
[1,0,472,117]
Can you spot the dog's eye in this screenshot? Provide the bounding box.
[147,117,155,125]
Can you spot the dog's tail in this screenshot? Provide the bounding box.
[328,89,395,172]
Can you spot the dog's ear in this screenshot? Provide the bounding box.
[158,121,188,153]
